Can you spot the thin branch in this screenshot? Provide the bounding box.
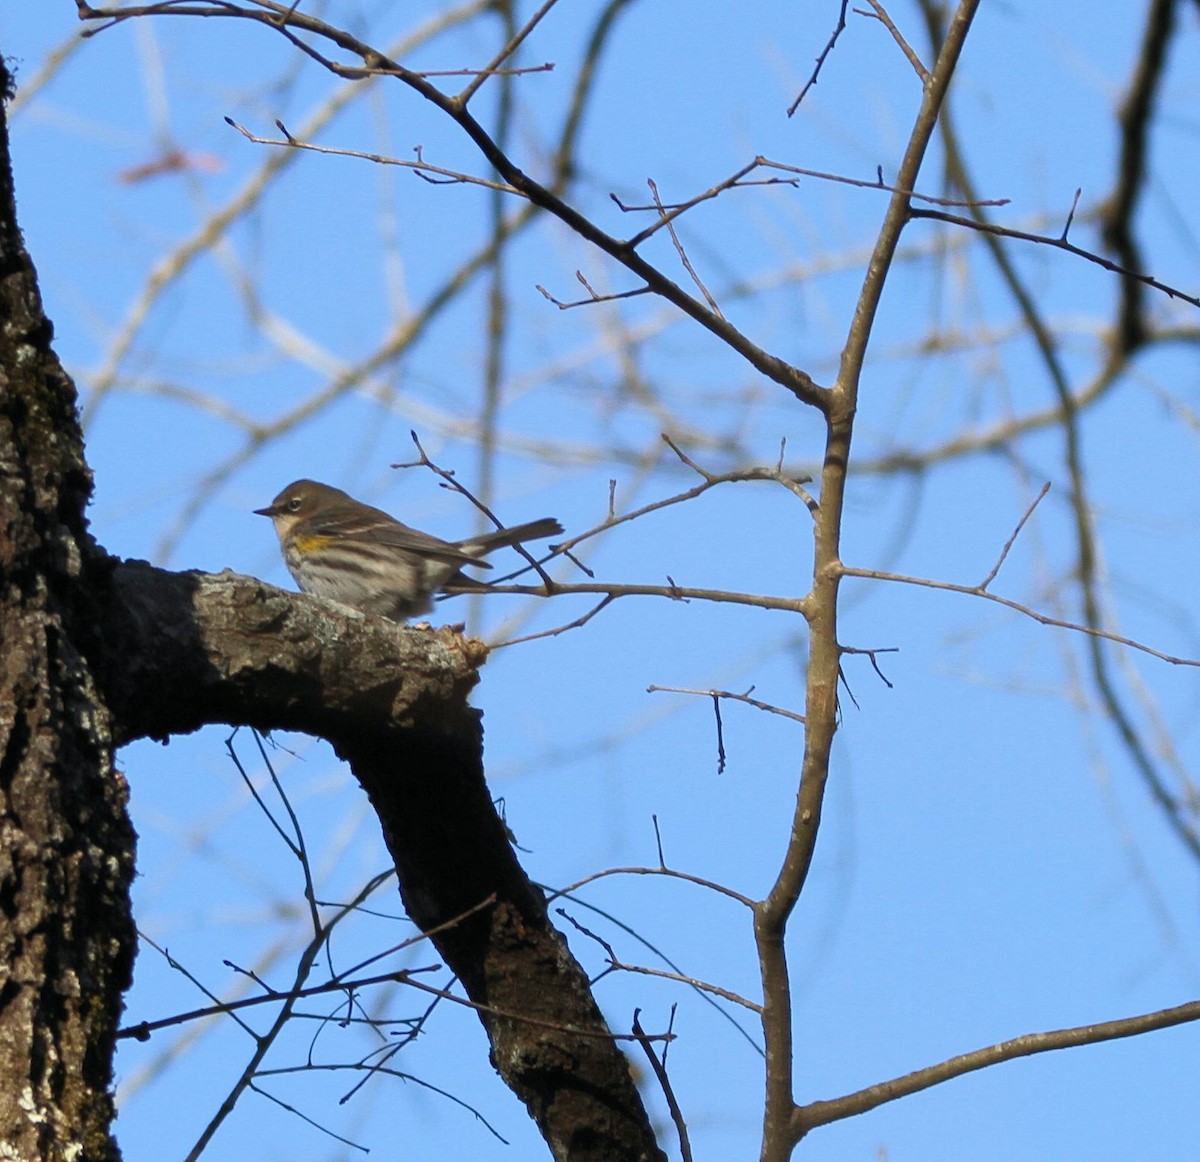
[181,868,391,1158]
[713,694,726,774]
[648,178,723,318]
[494,594,616,646]
[915,0,1200,874]
[80,0,495,427]
[140,929,676,1048]
[547,865,755,912]
[225,117,523,194]
[485,438,816,623]
[457,0,562,103]
[977,482,1051,590]
[794,996,1200,1133]
[616,155,1008,251]
[837,646,897,689]
[618,160,759,248]
[856,0,930,83]
[121,893,491,1042]
[477,579,810,615]
[1060,187,1082,240]
[559,913,761,1013]
[537,274,654,309]
[632,1009,693,1162]
[839,563,1200,668]
[135,933,259,1041]
[1099,0,1175,352]
[247,1079,370,1153]
[604,960,762,1014]
[549,884,766,1059]
[406,63,554,78]
[788,0,850,115]
[77,0,828,409]
[651,815,667,868]
[399,970,675,1044]
[910,207,1200,310]
[470,0,517,629]
[647,685,807,726]
[255,1062,510,1142]
[395,431,556,589]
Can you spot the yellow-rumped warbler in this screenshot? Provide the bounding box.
[255,479,562,621]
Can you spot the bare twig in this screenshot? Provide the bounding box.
[121,964,440,1042]
[478,579,809,616]
[247,1079,370,1153]
[548,864,755,911]
[909,207,1200,311]
[977,482,1051,590]
[712,695,726,774]
[536,276,653,309]
[394,431,557,589]
[457,0,562,103]
[648,684,808,726]
[839,563,1200,669]
[493,595,616,646]
[559,913,761,1013]
[788,0,850,115]
[648,178,724,318]
[254,1063,509,1142]
[616,155,1008,251]
[856,0,930,82]
[837,647,897,689]
[514,434,816,568]
[549,885,766,1058]
[78,0,828,409]
[81,0,496,429]
[651,815,666,868]
[1060,188,1082,241]
[604,961,761,1013]
[632,1009,693,1162]
[225,118,523,194]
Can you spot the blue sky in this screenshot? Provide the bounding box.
[7,2,1200,1159]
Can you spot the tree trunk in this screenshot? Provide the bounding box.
[0,61,136,1162]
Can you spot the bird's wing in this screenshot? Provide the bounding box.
[308,508,490,568]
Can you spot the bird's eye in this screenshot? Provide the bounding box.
[287,497,303,512]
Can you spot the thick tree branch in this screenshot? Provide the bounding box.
[756,5,982,1159]
[96,561,665,1162]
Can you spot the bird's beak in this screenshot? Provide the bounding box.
[254,503,280,517]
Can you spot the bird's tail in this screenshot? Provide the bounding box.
[467,517,563,556]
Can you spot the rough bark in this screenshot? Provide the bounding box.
[0,61,136,1162]
[98,563,666,1162]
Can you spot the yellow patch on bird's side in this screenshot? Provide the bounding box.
[291,533,335,553]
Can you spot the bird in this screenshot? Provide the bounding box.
[255,478,562,621]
